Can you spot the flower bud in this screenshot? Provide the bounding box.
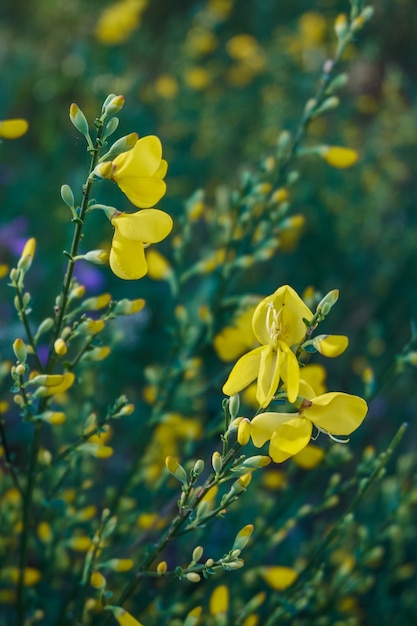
[103,94,125,116]
[232,523,254,552]
[228,393,240,419]
[212,451,222,476]
[165,456,188,484]
[61,184,75,209]
[185,572,201,583]
[91,571,106,589]
[17,238,36,272]
[94,161,113,179]
[113,298,146,316]
[37,411,66,425]
[82,250,109,265]
[237,418,251,445]
[157,561,167,574]
[312,334,348,357]
[334,13,348,38]
[69,103,90,137]
[192,546,204,563]
[100,132,138,162]
[13,338,27,363]
[81,293,112,311]
[54,338,68,356]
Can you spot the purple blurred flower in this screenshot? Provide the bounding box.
[0,216,29,256]
[73,261,106,292]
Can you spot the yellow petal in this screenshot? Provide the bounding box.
[312,334,349,357]
[43,372,75,397]
[155,158,168,178]
[0,119,28,139]
[116,176,167,208]
[269,418,312,462]
[110,230,147,280]
[112,209,173,243]
[304,392,368,435]
[279,341,299,403]
[250,411,296,448]
[222,345,264,397]
[257,344,281,407]
[261,566,298,590]
[113,135,163,178]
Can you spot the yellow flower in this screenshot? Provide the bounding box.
[105,135,167,208]
[250,391,368,463]
[110,209,173,279]
[0,119,28,139]
[214,303,259,362]
[223,286,312,407]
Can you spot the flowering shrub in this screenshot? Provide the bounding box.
[1,1,416,626]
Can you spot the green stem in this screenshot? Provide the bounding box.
[264,422,408,626]
[0,418,23,497]
[16,119,105,626]
[101,442,242,625]
[16,421,42,626]
[46,121,104,375]
[14,285,43,372]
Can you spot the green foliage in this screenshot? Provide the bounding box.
[1,1,417,625]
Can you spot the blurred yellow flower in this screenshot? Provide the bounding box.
[214,303,260,362]
[250,391,367,463]
[110,209,173,280]
[223,286,312,407]
[106,606,143,626]
[261,565,298,590]
[184,67,212,90]
[0,118,28,139]
[103,135,167,208]
[95,0,148,45]
[320,146,359,168]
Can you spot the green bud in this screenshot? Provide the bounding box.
[61,184,75,209]
[229,393,240,419]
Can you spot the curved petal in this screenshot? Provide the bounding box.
[312,334,349,358]
[269,418,312,463]
[222,345,264,397]
[250,411,296,448]
[279,341,300,403]
[257,344,281,407]
[112,210,173,243]
[110,230,147,280]
[155,159,168,178]
[116,176,167,208]
[113,135,163,178]
[304,392,368,435]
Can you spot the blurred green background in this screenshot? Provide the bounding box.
[1,1,417,622]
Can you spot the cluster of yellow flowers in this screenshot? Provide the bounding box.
[221,285,368,463]
[96,134,172,280]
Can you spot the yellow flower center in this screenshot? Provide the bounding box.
[266,302,288,348]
